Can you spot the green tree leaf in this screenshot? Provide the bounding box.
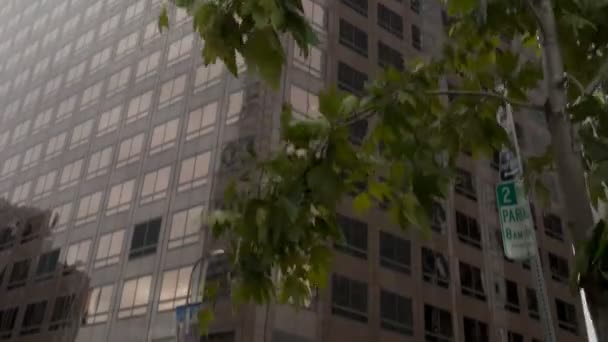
[309,245,332,286]
[353,193,372,215]
[198,308,214,335]
[307,164,342,208]
[241,27,285,89]
[447,0,477,16]
[158,5,169,33]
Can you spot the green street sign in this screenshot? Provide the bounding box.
[496,180,537,260]
[497,182,517,206]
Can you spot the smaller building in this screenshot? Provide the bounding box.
[0,200,90,341]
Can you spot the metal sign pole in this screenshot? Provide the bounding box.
[499,103,557,342]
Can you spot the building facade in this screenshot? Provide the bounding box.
[0,0,587,342]
[0,200,90,341]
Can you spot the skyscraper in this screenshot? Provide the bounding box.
[0,0,587,341]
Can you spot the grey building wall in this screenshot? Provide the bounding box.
[0,200,89,342]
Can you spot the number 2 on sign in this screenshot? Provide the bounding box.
[502,187,512,205]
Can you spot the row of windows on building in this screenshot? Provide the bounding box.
[0,26,327,148]
[342,0,421,17]
[339,187,566,263]
[2,139,213,209]
[0,40,325,152]
[0,41,324,150]
[0,0,167,78]
[0,0,326,99]
[0,267,579,340]
[0,257,230,338]
[0,78,335,206]
[0,206,205,280]
[0,258,230,337]
[336,214,571,293]
[0,26,231,128]
[339,16,422,65]
[331,272,579,341]
[0,293,79,339]
[0,0,136,40]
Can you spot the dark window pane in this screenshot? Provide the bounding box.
[129,217,162,259]
[200,331,235,342]
[21,301,47,335]
[8,259,30,289]
[145,218,161,244]
[21,220,40,244]
[459,262,486,301]
[411,25,422,50]
[341,0,368,16]
[526,288,539,320]
[380,289,413,335]
[454,168,476,201]
[455,211,481,249]
[505,279,520,313]
[331,274,368,322]
[0,228,15,251]
[424,304,452,341]
[507,331,523,342]
[339,19,368,56]
[543,213,563,241]
[378,41,403,70]
[379,231,411,274]
[0,307,18,339]
[411,0,421,13]
[130,224,146,249]
[337,62,368,96]
[378,4,403,38]
[421,247,449,288]
[35,249,60,279]
[49,295,75,331]
[548,252,569,283]
[555,299,578,334]
[334,215,368,259]
[463,317,488,342]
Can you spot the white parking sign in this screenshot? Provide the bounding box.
[496,180,536,260]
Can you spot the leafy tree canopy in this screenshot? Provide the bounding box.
[161,0,608,336]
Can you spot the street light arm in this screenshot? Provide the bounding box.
[185,249,226,307]
[185,256,205,307]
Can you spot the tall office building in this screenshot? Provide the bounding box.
[0,0,588,341]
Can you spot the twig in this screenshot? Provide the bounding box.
[341,108,377,127]
[425,90,544,110]
[524,0,545,36]
[338,88,543,128]
[584,56,608,94]
[566,74,585,95]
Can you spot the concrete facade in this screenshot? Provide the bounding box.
[0,0,588,342]
[0,200,90,341]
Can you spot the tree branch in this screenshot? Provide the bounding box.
[524,0,545,36]
[566,74,585,95]
[341,108,376,127]
[425,90,544,110]
[339,89,543,127]
[584,57,608,94]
